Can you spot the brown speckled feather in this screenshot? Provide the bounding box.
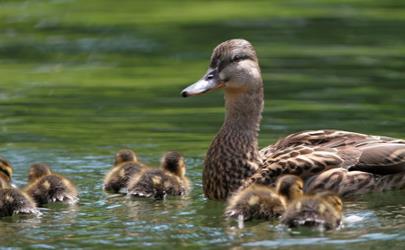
[305,168,405,197]
[239,130,405,191]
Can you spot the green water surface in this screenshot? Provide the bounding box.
[1,0,405,249]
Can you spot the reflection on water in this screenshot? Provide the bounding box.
[1,0,405,249]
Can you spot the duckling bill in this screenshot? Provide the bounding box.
[127,151,190,199]
[24,163,78,206]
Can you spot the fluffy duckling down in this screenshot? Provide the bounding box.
[225,175,304,221]
[281,191,343,231]
[103,149,145,194]
[0,157,39,217]
[24,163,78,206]
[0,157,13,189]
[127,151,190,200]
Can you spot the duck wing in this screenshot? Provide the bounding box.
[349,140,405,174]
[304,168,376,197]
[245,145,348,188]
[304,168,405,198]
[260,130,368,155]
[241,130,405,190]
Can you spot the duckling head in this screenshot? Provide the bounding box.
[276,175,304,202]
[181,39,262,98]
[114,149,138,165]
[161,151,186,178]
[0,156,13,184]
[28,163,52,183]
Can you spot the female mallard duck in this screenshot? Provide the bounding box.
[281,192,343,230]
[103,149,145,193]
[181,38,405,200]
[127,151,190,200]
[225,175,303,221]
[0,157,39,217]
[24,163,78,205]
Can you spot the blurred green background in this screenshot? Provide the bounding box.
[0,0,404,249]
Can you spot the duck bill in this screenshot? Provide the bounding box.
[181,68,223,97]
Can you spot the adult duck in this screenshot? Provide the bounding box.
[181,39,405,200]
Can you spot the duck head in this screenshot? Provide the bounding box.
[181,39,262,97]
[114,149,138,165]
[180,39,264,200]
[161,151,186,178]
[276,175,304,202]
[28,163,52,183]
[0,156,13,185]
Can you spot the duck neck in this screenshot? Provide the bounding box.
[203,85,264,200]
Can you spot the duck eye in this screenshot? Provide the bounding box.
[206,74,214,80]
[231,55,243,63]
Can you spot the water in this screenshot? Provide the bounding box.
[1,0,405,249]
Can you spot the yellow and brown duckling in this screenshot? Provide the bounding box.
[24,163,78,206]
[0,157,39,217]
[280,191,343,231]
[103,149,145,193]
[225,175,303,221]
[127,151,190,200]
[0,157,13,189]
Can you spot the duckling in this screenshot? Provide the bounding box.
[24,163,78,205]
[280,192,343,230]
[103,149,145,193]
[127,151,190,199]
[113,148,138,166]
[225,175,303,221]
[0,188,39,217]
[0,157,39,217]
[0,157,13,189]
